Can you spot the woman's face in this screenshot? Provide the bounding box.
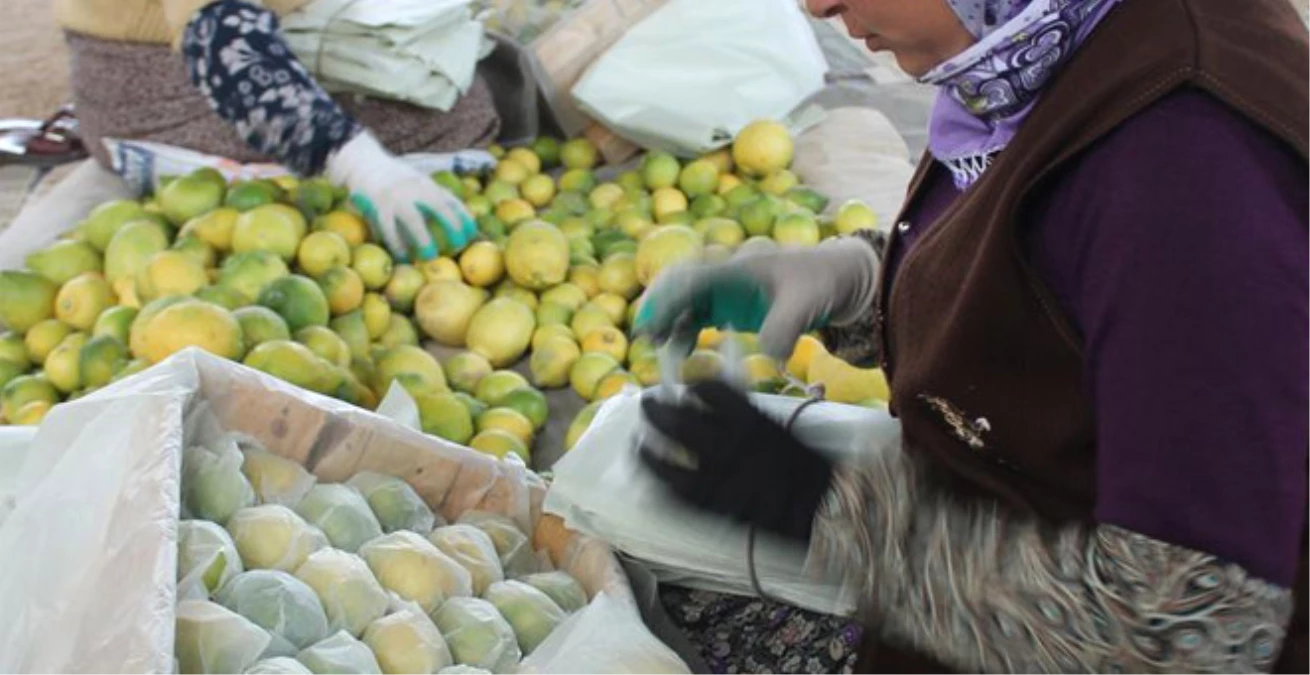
[804,0,976,77]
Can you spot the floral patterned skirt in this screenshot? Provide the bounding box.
[659,586,862,674]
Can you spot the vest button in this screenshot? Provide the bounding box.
[896,221,911,233]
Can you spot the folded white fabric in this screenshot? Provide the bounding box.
[470,0,589,45]
[282,0,493,111]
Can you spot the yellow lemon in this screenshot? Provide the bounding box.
[717,174,744,195]
[565,401,602,451]
[594,370,639,400]
[759,169,799,197]
[773,213,821,247]
[24,319,74,365]
[458,241,505,288]
[807,350,891,404]
[136,250,207,302]
[45,332,89,394]
[531,325,576,351]
[469,429,529,462]
[597,253,640,300]
[681,350,725,383]
[634,225,704,286]
[295,326,351,368]
[443,351,493,394]
[474,370,530,405]
[678,159,720,198]
[570,352,621,401]
[375,344,448,396]
[630,355,661,387]
[786,334,826,380]
[834,200,878,235]
[141,300,245,364]
[384,264,426,314]
[318,266,365,316]
[351,244,394,290]
[112,277,141,309]
[581,325,627,364]
[1,375,59,422]
[503,221,569,291]
[568,264,601,298]
[494,198,536,226]
[362,293,391,340]
[652,187,689,223]
[519,174,556,208]
[591,293,628,326]
[11,399,52,426]
[419,257,463,284]
[529,335,580,389]
[476,407,534,447]
[55,273,116,332]
[297,231,352,278]
[231,203,308,262]
[589,183,625,211]
[493,158,531,186]
[315,210,370,247]
[505,147,542,175]
[732,119,794,177]
[465,298,535,368]
[180,207,239,252]
[702,148,734,175]
[414,280,488,346]
[104,220,168,285]
[570,303,614,343]
[742,353,783,390]
[560,138,599,171]
[500,386,548,431]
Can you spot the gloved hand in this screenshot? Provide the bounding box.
[632,238,880,359]
[326,132,476,262]
[639,380,833,541]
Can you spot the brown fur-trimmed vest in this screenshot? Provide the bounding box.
[859,0,1308,671]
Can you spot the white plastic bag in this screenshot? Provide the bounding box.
[518,590,686,674]
[296,630,382,674]
[457,511,537,578]
[102,139,495,195]
[546,342,903,616]
[362,601,453,674]
[294,548,390,639]
[0,350,687,673]
[431,597,521,674]
[348,471,440,535]
[215,570,331,652]
[294,484,384,553]
[178,520,245,600]
[571,0,827,156]
[429,524,505,595]
[175,599,274,675]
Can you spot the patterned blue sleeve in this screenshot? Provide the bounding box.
[181,0,361,175]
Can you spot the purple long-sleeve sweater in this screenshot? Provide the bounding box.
[886,88,1308,586]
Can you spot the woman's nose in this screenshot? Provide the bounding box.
[805,0,846,19]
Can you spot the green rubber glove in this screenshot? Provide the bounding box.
[632,238,880,359]
[327,133,477,263]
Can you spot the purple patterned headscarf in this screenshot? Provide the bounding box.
[924,0,1124,188]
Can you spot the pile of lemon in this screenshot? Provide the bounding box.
[0,120,887,459]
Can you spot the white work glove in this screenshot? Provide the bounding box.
[326,132,476,262]
[633,238,881,360]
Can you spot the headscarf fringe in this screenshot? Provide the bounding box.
[944,152,998,190]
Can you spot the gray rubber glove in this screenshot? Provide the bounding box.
[632,238,880,359]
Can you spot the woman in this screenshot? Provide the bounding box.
[636,0,1308,672]
[53,0,493,261]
